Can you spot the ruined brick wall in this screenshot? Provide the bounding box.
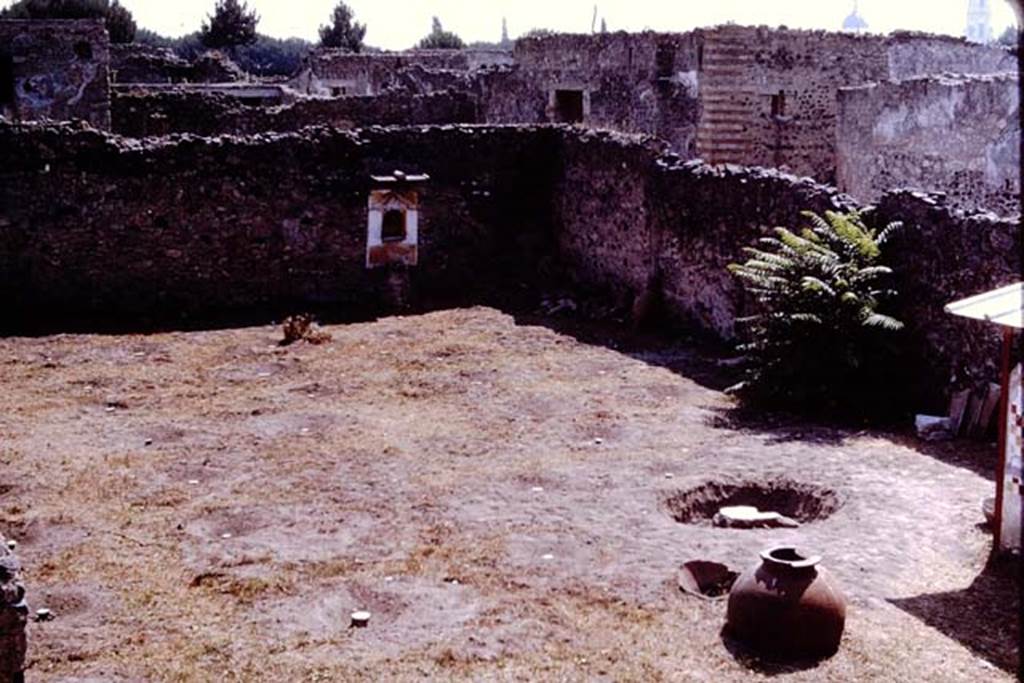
[886,33,1016,80]
[0,122,1015,406]
[553,128,1017,407]
[111,89,478,137]
[484,32,702,157]
[875,190,1021,409]
[695,27,1015,184]
[110,45,248,85]
[0,123,558,321]
[553,130,667,300]
[0,19,111,130]
[110,44,191,84]
[307,49,512,96]
[837,73,1020,216]
[695,25,891,182]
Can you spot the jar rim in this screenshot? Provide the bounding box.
[759,545,822,569]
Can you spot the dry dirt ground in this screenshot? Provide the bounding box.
[0,306,1018,681]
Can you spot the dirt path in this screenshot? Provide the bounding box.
[0,307,1016,680]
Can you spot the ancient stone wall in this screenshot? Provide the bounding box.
[874,190,1021,408]
[110,44,192,84]
[306,49,512,96]
[110,45,248,85]
[111,89,478,137]
[0,121,1015,406]
[552,128,1017,408]
[886,32,1017,80]
[696,25,891,182]
[0,19,111,130]
[485,32,702,157]
[837,73,1020,216]
[0,123,559,322]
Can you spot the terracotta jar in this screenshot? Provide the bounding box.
[726,546,846,659]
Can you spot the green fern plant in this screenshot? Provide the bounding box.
[727,210,904,413]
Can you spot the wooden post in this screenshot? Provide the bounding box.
[993,326,1014,551]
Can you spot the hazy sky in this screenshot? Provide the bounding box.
[3,0,1019,48]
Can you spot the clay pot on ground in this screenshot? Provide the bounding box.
[725,546,846,660]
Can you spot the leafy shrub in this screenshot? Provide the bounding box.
[727,210,905,415]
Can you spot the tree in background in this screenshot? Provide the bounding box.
[319,1,366,51]
[417,16,464,50]
[0,0,136,43]
[200,0,259,50]
[996,25,1018,48]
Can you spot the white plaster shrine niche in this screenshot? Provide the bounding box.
[366,170,429,268]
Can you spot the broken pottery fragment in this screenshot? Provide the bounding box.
[712,505,800,529]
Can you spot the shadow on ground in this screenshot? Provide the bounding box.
[719,629,832,677]
[889,552,1021,674]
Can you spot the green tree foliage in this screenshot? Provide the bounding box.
[319,1,366,51]
[417,16,465,49]
[727,210,905,415]
[0,0,136,43]
[200,0,259,50]
[137,29,310,77]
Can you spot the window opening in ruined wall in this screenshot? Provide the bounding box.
[554,89,585,124]
[656,43,676,78]
[74,41,93,61]
[0,52,13,110]
[771,90,787,117]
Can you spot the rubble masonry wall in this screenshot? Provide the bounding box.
[837,73,1020,216]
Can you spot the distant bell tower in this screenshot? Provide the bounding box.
[841,1,869,34]
[966,0,994,43]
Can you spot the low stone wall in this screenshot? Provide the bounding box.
[111,89,479,137]
[837,73,1020,217]
[552,128,1019,409]
[0,121,1016,407]
[0,123,558,320]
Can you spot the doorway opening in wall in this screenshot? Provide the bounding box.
[0,52,14,110]
[381,209,407,242]
[771,90,787,117]
[656,43,676,78]
[74,41,93,61]
[554,89,585,124]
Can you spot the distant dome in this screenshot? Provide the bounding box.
[842,1,869,32]
[842,12,869,32]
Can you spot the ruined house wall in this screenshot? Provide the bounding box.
[111,89,478,137]
[485,32,702,157]
[0,122,1016,406]
[307,49,512,95]
[552,128,1018,407]
[695,25,891,182]
[0,19,111,130]
[837,73,1020,216]
[875,190,1021,407]
[886,33,1016,80]
[694,26,1015,184]
[0,123,558,320]
[110,44,191,84]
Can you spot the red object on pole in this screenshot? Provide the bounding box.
[993,327,1014,551]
